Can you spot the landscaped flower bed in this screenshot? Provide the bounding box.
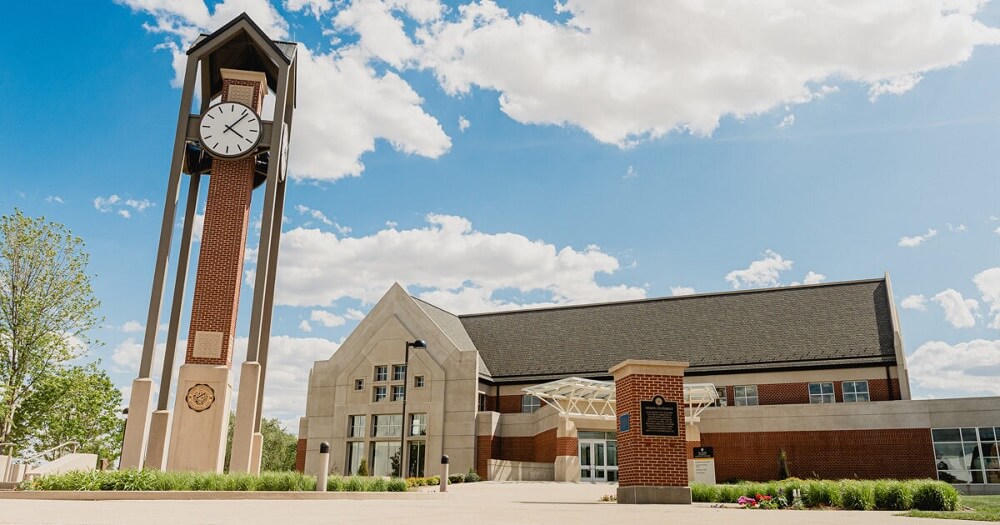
[692,478,959,511]
[21,469,407,492]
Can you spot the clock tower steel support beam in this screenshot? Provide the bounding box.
[231,63,291,474]
[121,55,199,470]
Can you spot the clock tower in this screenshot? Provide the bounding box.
[121,14,297,473]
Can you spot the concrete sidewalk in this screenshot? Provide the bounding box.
[0,482,987,525]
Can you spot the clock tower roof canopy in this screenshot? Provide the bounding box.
[187,13,298,99]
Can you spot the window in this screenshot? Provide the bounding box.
[410,413,427,436]
[478,392,487,412]
[392,364,406,382]
[354,379,364,391]
[414,375,425,388]
[346,442,365,476]
[374,365,388,382]
[932,426,1000,484]
[408,441,426,478]
[842,380,870,403]
[733,385,758,406]
[713,386,728,407]
[373,385,387,402]
[522,394,541,413]
[348,415,366,438]
[392,385,405,401]
[809,382,835,404]
[372,414,402,437]
[371,442,401,477]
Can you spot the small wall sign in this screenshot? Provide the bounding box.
[693,446,714,459]
[619,413,630,432]
[640,395,679,437]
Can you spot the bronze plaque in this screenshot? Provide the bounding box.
[640,395,679,437]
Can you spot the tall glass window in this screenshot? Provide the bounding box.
[809,382,835,404]
[522,395,541,413]
[408,441,426,478]
[932,427,1000,484]
[372,414,402,437]
[346,442,365,476]
[734,385,758,406]
[348,415,365,438]
[842,380,870,402]
[410,413,427,436]
[371,442,400,477]
[392,364,406,382]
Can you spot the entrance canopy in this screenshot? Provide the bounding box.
[522,378,718,422]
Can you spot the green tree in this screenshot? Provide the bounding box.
[9,363,124,460]
[225,413,298,472]
[0,210,102,446]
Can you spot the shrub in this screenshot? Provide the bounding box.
[356,459,369,476]
[448,473,465,484]
[839,480,876,511]
[778,449,790,480]
[344,476,364,492]
[717,484,745,503]
[911,480,959,511]
[326,476,345,492]
[803,479,840,508]
[464,471,481,483]
[873,479,912,510]
[690,483,718,503]
[386,478,408,492]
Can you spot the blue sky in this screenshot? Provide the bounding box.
[1,0,999,426]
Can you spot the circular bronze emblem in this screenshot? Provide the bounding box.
[186,384,216,412]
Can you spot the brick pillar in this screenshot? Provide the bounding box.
[167,68,267,473]
[611,360,691,504]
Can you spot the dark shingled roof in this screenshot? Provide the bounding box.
[452,278,896,381]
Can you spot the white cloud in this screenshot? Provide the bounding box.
[295,204,334,226]
[994,226,1000,236]
[121,320,144,333]
[458,116,470,131]
[268,213,645,313]
[901,294,928,311]
[724,250,793,289]
[909,339,1000,396]
[932,288,979,328]
[299,320,313,333]
[344,308,366,320]
[947,223,967,233]
[623,165,638,180]
[418,0,1000,146]
[898,228,938,247]
[974,267,1000,329]
[125,198,154,212]
[776,114,795,129]
[286,0,333,18]
[94,194,121,212]
[117,209,132,219]
[802,271,826,285]
[309,309,346,327]
[46,195,64,204]
[670,286,695,296]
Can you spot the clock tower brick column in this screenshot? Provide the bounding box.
[167,68,266,472]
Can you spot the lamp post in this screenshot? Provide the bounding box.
[400,339,426,478]
[118,408,129,470]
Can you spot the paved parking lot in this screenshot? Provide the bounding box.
[0,482,986,525]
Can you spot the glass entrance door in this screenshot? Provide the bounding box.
[579,435,618,482]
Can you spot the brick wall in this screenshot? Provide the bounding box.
[295,438,306,473]
[185,76,263,367]
[475,428,579,478]
[701,428,936,482]
[724,378,900,406]
[616,373,688,488]
[498,394,522,414]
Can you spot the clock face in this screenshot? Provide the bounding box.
[199,102,262,159]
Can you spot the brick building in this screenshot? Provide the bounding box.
[298,275,1000,490]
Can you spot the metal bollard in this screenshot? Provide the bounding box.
[440,455,449,493]
[317,442,330,492]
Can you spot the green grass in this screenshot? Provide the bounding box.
[20,469,406,492]
[901,495,1000,522]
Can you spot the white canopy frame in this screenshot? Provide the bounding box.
[522,378,718,423]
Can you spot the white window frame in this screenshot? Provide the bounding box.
[522,394,541,413]
[713,386,728,407]
[373,385,387,402]
[348,415,366,438]
[842,380,870,403]
[392,364,406,382]
[354,378,364,391]
[391,385,405,402]
[372,414,402,438]
[809,382,836,404]
[410,413,427,436]
[374,365,388,382]
[733,385,758,407]
[414,375,425,388]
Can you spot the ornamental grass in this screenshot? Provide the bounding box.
[22,469,407,492]
[691,478,959,512]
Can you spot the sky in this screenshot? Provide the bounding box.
[1,0,999,430]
